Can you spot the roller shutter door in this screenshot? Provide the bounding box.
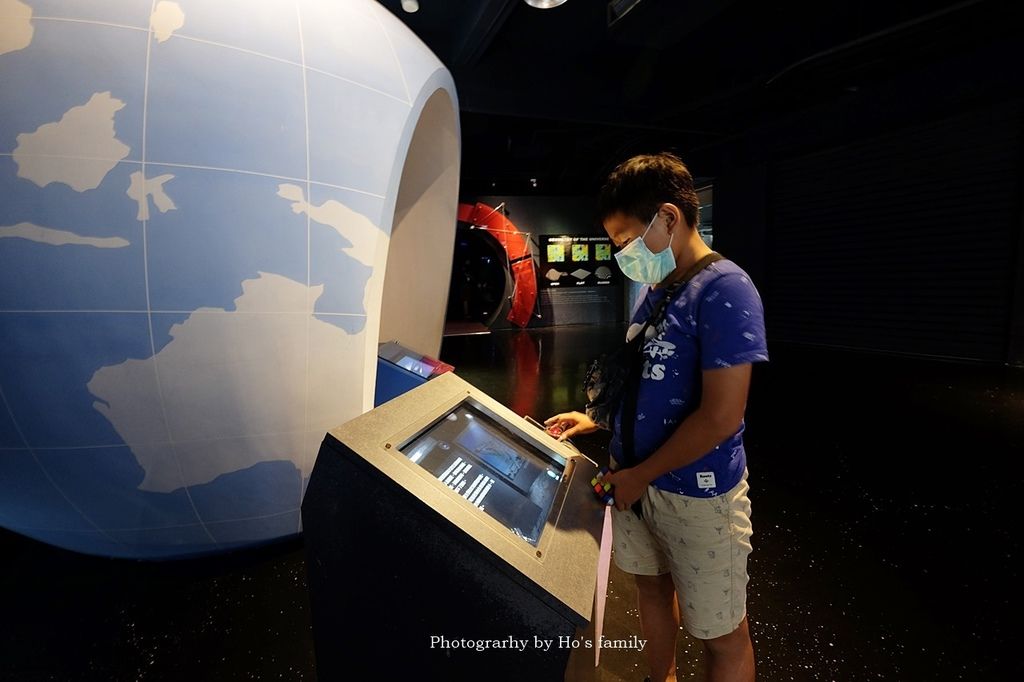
[768,102,1022,361]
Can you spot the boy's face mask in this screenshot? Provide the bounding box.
[614,211,676,284]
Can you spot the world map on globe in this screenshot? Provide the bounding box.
[0,0,452,558]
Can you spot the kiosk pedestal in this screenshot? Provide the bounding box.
[303,373,603,680]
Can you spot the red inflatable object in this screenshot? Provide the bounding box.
[457,202,538,328]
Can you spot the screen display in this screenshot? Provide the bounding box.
[400,403,565,546]
[379,342,454,379]
[396,355,434,378]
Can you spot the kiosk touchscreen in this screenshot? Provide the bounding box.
[302,372,603,681]
[401,402,563,546]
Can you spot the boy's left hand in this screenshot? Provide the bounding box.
[601,468,647,511]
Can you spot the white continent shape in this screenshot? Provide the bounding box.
[88,272,364,492]
[0,222,128,248]
[127,171,177,221]
[0,0,33,56]
[13,92,131,191]
[150,1,185,43]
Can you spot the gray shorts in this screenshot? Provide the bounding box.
[611,470,753,640]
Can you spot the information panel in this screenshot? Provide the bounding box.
[540,235,617,288]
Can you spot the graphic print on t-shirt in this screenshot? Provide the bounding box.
[641,335,676,381]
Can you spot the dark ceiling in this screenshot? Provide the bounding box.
[377,0,1024,196]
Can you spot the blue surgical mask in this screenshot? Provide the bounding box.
[614,212,676,284]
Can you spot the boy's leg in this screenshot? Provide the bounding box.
[611,491,677,681]
[635,572,680,682]
[644,475,754,680]
[703,616,754,682]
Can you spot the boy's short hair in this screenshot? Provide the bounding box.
[598,152,700,228]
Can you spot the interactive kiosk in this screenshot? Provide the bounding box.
[303,372,603,680]
[374,341,454,407]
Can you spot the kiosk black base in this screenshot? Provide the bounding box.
[303,441,580,681]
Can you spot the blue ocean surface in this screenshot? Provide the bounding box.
[305,68,409,196]
[299,0,406,102]
[0,449,96,532]
[189,460,301,524]
[208,509,301,547]
[144,166,307,314]
[171,0,303,64]
[35,445,201,529]
[0,402,21,448]
[0,312,153,447]
[25,0,151,28]
[145,32,305,179]
[0,161,147,312]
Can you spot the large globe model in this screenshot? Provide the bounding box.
[0,0,460,558]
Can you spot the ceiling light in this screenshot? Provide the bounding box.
[400,0,419,13]
[524,0,568,8]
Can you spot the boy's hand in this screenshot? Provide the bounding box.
[601,468,648,511]
[544,411,598,441]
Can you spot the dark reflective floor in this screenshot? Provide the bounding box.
[2,326,1021,680]
[1,532,315,681]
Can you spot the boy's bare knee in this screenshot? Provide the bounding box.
[635,572,675,597]
[702,616,751,657]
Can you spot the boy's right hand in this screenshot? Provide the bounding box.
[544,411,598,441]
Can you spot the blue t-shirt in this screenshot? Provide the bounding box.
[610,259,769,497]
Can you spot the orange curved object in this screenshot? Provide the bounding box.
[457,202,538,328]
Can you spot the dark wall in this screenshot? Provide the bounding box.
[709,164,768,288]
[472,195,624,328]
[700,38,1024,365]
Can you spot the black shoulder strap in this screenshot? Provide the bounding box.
[679,251,724,282]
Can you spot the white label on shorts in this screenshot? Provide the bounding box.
[696,472,717,489]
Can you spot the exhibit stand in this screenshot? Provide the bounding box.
[303,373,603,680]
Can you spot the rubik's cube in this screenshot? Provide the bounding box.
[590,468,615,506]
